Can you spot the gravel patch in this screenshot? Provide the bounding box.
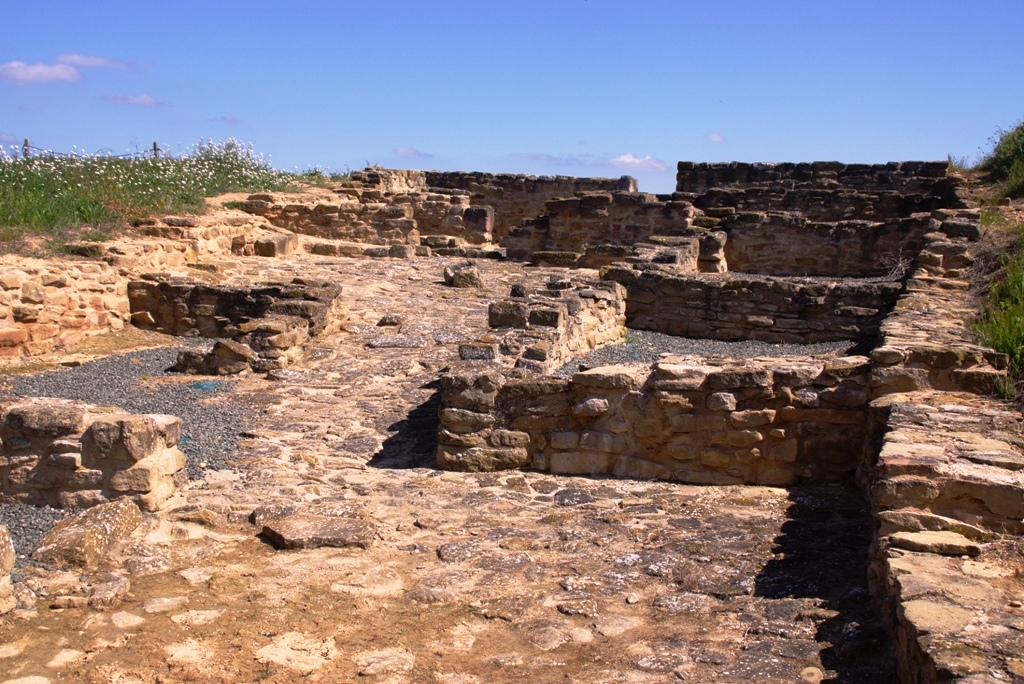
[0,345,256,479]
[553,329,869,376]
[0,502,65,571]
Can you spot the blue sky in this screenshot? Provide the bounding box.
[2,1,1022,193]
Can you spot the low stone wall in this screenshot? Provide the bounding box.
[602,266,902,344]
[0,397,186,511]
[0,259,129,359]
[868,225,1008,397]
[864,391,1024,683]
[437,356,872,484]
[240,190,494,246]
[128,277,345,372]
[425,171,636,241]
[468,278,626,373]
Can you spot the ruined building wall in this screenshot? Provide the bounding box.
[676,160,963,207]
[437,357,871,485]
[0,259,129,358]
[424,171,637,241]
[601,266,903,344]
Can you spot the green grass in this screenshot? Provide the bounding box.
[0,139,296,246]
[974,222,1024,397]
[979,119,1024,198]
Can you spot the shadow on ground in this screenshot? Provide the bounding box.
[755,485,897,684]
[367,380,442,469]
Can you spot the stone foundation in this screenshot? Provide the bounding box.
[603,267,902,344]
[0,259,129,358]
[471,276,627,372]
[438,356,872,484]
[0,397,186,511]
[127,277,345,372]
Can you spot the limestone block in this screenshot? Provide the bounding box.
[2,399,87,438]
[0,524,14,575]
[438,408,495,431]
[436,445,529,472]
[32,498,143,568]
[548,431,580,450]
[82,414,159,464]
[730,409,776,428]
[572,366,638,390]
[254,232,299,257]
[571,397,609,417]
[443,261,483,288]
[261,514,376,550]
[488,301,530,328]
[707,392,737,411]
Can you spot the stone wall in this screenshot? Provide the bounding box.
[501,191,712,262]
[467,277,627,373]
[437,356,871,484]
[0,397,186,511]
[0,259,129,359]
[676,161,965,216]
[240,190,494,246]
[864,391,1024,683]
[127,277,345,372]
[602,266,902,344]
[424,171,637,241]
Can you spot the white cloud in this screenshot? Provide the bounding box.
[0,61,80,84]
[103,93,162,106]
[394,146,433,159]
[56,53,131,70]
[607,153,668,173]
[511,152,595,166]
[707,132,727,143]
[0,53,132,84]
[211,115,240,126]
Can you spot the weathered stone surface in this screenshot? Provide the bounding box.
[889,531,982,557]
[261,514,376,550]
[32,498,143,568]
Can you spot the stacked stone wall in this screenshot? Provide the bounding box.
[425,171,636,241]
[602,266,902,344]
[0,397,186,511]
[676,160,963,206]
[127,277,345,372]
[469,278,626,373]
[240,191,493,246]
[437,357,871,485]
[0,260,129,359]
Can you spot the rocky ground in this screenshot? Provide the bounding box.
[0,256,896,683]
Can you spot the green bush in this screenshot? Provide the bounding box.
[0,139,293,239]
[974,224,1024,394]
[979,119,1024,198]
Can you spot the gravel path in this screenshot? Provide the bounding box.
[554,329,868,376]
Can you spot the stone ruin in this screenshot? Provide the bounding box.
[0,159,1021,682]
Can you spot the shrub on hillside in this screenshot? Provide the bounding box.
[979,119,1024,198]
